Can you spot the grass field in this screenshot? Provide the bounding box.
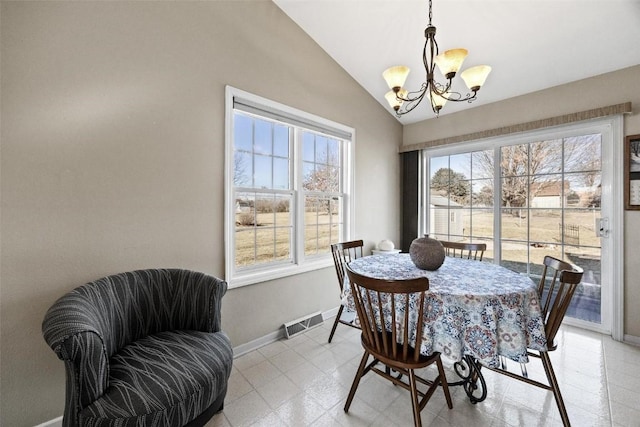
[235,211,340,267]
[235,208,602,282]
[446,209,601,279]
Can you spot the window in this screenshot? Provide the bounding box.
[225,87,354,288]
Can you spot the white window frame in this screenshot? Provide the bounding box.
[224,86,355,288]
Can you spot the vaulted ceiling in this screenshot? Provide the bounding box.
[274,0,640,124]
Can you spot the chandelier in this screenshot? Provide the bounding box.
[382,0,491,117]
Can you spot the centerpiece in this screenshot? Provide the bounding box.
[409,234,445,270]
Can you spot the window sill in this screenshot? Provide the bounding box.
[227,256,334,289]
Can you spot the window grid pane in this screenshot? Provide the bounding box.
[302,131,342,193]
[304,195,343,256]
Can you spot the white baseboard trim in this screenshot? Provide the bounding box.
[624,334,640,346]
[232,307,338,358]
[322,306,339,321]
[34,416,62,427]
[233,329,285,358]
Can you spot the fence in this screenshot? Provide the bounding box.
[559,223,580,245]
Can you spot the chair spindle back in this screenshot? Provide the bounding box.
[331,240,364,292]
[345,265,429,365]
[441,241,487,261]
[537,255,584,350]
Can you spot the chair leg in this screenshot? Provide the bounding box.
[328,305,344,343]
[541,352,571,427]
[344,351,369,412]
[436,356,453,409]
[408,369,422,427]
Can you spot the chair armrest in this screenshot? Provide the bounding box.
[169,270,228,333]
[42,295,109,409]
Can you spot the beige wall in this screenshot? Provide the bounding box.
[0,2,402,425]
[404,65,640,338]
[3,2,637,425]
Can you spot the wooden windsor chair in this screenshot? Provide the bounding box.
[344,264,453,427]
[485,255,584,427]
[328,240,364,343]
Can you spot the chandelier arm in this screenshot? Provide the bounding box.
[430,80,478,102]
[436,89,478,102]
[394,90,429,116]
[430,79,452,96]
[447,92,478,103]
[395,83,428,103]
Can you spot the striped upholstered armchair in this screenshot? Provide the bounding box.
[42,269,233,427]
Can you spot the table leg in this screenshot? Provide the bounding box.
[448,355,487,404]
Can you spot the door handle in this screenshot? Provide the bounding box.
[596,217,609,238]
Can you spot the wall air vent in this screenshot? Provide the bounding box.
[283,311,323,339]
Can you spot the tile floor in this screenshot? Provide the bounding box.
[206,321,640,427]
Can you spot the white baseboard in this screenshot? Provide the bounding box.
[323,306,339,321]
[34,416,62,427]
[232,329,285,358]
[232,307,338,358]
[624,334,640,346]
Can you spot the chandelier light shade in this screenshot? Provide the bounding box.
[430,91,448,110]
[382,66,410,92]
[385,89,408,112]
[461,65,492,91]
[434,48,468,79]
[382,0,491,117]
[385,90,401,111]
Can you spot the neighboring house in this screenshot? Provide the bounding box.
[429,195,463,237]
[236,200,251,214]
[530,181,570,208]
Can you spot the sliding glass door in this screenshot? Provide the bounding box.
[422,118,622,334]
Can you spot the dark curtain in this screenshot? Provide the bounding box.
[401,151,419,252]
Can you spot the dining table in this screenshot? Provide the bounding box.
[343,253,548,403]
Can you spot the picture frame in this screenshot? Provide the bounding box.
[624,134,640,210]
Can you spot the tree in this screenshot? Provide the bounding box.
[473,137,601,212]
[303,152,339,215]
[431,168,470,204]
[234,152,250,187]
[564,134,601,189]
[303,164,339,193]
[474,185,494,206]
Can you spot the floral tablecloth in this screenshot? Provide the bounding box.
[343,254,547,368]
